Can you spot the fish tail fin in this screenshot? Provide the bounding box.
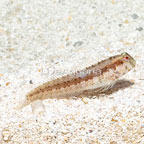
[16,99,30,110]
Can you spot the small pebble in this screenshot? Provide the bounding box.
[111,118,118,122]
[110,141,117,144]
[124,20,129,24]
[82,98,88,104]
[2,128,10,142]
[91,32,97,37]
[111,0,115,4]
[73,41,83,47]
[6,82,10,86]
[29,80,33,84]
[89,130,93,133]
[118,24,122,27]
[136,27,143,31]
[131,14,139,19]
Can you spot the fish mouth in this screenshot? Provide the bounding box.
[130,57,136,67]
[127,53,136,68]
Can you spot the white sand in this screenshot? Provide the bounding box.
[0,0,144,143]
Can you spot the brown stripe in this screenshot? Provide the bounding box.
[29,58,124,97]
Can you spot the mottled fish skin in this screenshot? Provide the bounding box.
[20,52,136,108]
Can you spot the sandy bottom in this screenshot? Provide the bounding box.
[0,0,144,143]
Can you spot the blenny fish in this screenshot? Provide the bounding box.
[18,52,136,109]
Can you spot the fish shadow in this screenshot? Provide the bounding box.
[77,79,134,99]
[53,79,134,100]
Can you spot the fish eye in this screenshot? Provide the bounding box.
[123,55,129,61]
